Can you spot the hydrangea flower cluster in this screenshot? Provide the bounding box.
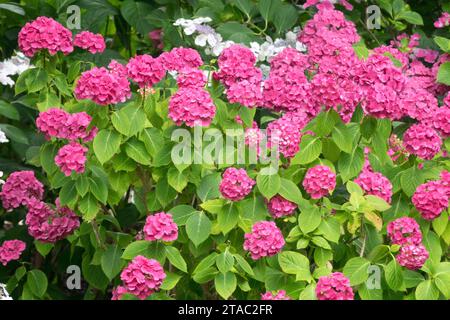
[402,124,442,160]
[120,255,166,300]
[126,54,166,88]
[111,286,128,300]
[266,195,297,219]
[18,16,73,57]
[160,47,203,71]
[387,217,422,246]
[396,244,429,270]
[73,31,106,54]
[315,272,354,300]
[0,171,44,210]
[143,212,178,242]
[36,108,96,142]
[176,68,206,88]
[266,115,303,158]
[430,106,450,138]
[219,168,255,201]
[0,240,26,266]
[243,221,285,260]
[54,142,88,176]
[354,169,393,203]
[434,12,450,28]
[261,290,291,300]
[74,67,131,105]
[26,198,80,243]
[412,180,448,220]
[302,165,336,199]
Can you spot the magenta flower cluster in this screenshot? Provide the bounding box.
[396,244,429,270]
[266,195,297,219]
[315,272,354,300]
[143,212,178,242]
[0,171,44,210]
[0,240,26,266]
[26,198,80,243]
[73,31,106,54]
[243,221,285,260]
[55,142,88,176]
[354,169,393,203]
[412,180,448,220]
[302,165,336,199]
[260,290,291,300]
[219,168,255,201]
[119,255,166,300]
[387,217,422,246]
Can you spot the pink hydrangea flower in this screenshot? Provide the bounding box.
[439,170,450,196]
[120,255,166,300]
[243,221,285,260]
[18,16,73,57]
[73,31,105,54]
[412,181,448,220]
[303,165,336,199]
[245,124,264,155]
[126,54,166,88]
[0,240,26,266]
[216,45,259,87]
[36,108,70,139]
[354,170,393,203]
[148,29,164,50]
[396,244,429,270]
[219,168,255,201]
[168,88,216,127]
[108,60,127,77]
[143,212,178,242]
[0,171,44,210]
[431,106,450,138]
[261,290,291,300]
[403,124,442,161]
[226,78,263,108]
[434,12,450,28]
[315,272,354,300]
[159,47,203,71]
[75,67,131,105]
[65,112,96,142]
[400,86,438,122]
[266,195,297,219]
[387,217,422,245]
[176,68,206,88]
[266,116,302,158]
[26,198,80,243]
[111,286,128,300]
[55,142,88,176]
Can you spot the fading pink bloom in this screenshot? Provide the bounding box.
[168,88,215,127]
[148,29,163,50]
[403,124,442,161]
[111,286,128,300]
[127,54,166,88]
[243,221,285,260]
[159,47,203,71]
[266,116,302,158]
[261,290,291,300]
[176,68,206,88]
[412,181,448,220]
[266,195,297,219]
[434,12,450,28]
[354,170,393,203]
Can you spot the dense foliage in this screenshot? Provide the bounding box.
[0,0,449,301]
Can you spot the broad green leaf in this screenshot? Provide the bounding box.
[343,257,371,286]
[165,246,188,273]
[385,259,404,291]
[257,172,281,199]
[111,103,146,137]
[298,206,321,234]
[168,205,197,226]
[291,135,322,165]
[332,123,354,153]
[278,178,303,205]
[197,173,221,202]
[101,245,123,280]
[124,138,151,165]
[217,202,239,234]
[79,193,99,221]
[338,146,364,181]
[93,129,122,164]
[122,241,150,260]
[278,251,310,275]
[27,270,48,298]
[214,272,237,299]
[415,280,439,300]
[167,167,188,193]
[0,100,19,120]
[437,62,450,86]
[216,249,235,274]
[186,212,212,246]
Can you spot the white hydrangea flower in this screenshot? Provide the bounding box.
[0,52,32,87]
[0,171,4,185]
[0,284,13,300]
[0,128,9,143]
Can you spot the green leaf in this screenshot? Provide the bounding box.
[216,22,254,44]
[343,257,370,286]
[185,211,212,247]
[89,176,108,204]
[59,180,78,207]
[432,211,449,236]
[258,0,281,23]
[140,127,164,155]
[311,236,331,250]
[168,205,197,226]
[434,36,450,53]
[197,173,221,202]
[403,270,425,288]
[93,129,122,164]
[34,241,53,258]
[273,4,298,33]
[214,272,237,299]
[160,272,182,291]
[298,206,321,234]
[240,194,269,223]
[79,193,99,221]
[291,135,322,165]
[76,176,90,197]
[167,167,188,193]
[332,123,355,153]
[101,245,123,281]
[0,124,29,144]
[257,172,281,199]
[0,100,19,120]
[25,68,48,93]
[397,11,423,25]
[385,259,404,291]
[437,62,450,86]
[317,216,341,243]
[40,143,58,174]
[233,0,254,17]
[122,241,150,260]
[216,249,235,274]
[120,0,154,35]
[124,138,151,165]
[26,270,48,298]
[217,202,239,234]
[111,103,146,137]
[365,195,391,211]
[338,146,364,181]
[279,178,303,205]
[278,251,310,278]
[165,246,188,273]
[234,254,254,276]
[415,280,439,300]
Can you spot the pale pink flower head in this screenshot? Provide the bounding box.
[261,290,291,300]
[25,198,80,243]
[176,68,206,88]
[159,47,203,71]
[266,195,297,219]
[36,108,70,139]
[0,240,26,266]
[18,16,73,57]
[354,170,393,203]
[219,168,255,201]
[412,180,448,220]
[126,54,166,88]
[403,124,442,161]
[0,171,44,210]
[316,272,354,300]
[168,88,216,127]
[111,286,128,300]
[303,165,336,199]
[243,221,285,260]
[120,255,166,300]
[396,244,429,270]
[266,116,302,158]
[75,67,131,105]
[73,31,106,54]
[55,142,88,176]
[387,217,422,246]
[143,212,178,242]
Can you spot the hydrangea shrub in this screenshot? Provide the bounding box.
[0,0,449,301]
